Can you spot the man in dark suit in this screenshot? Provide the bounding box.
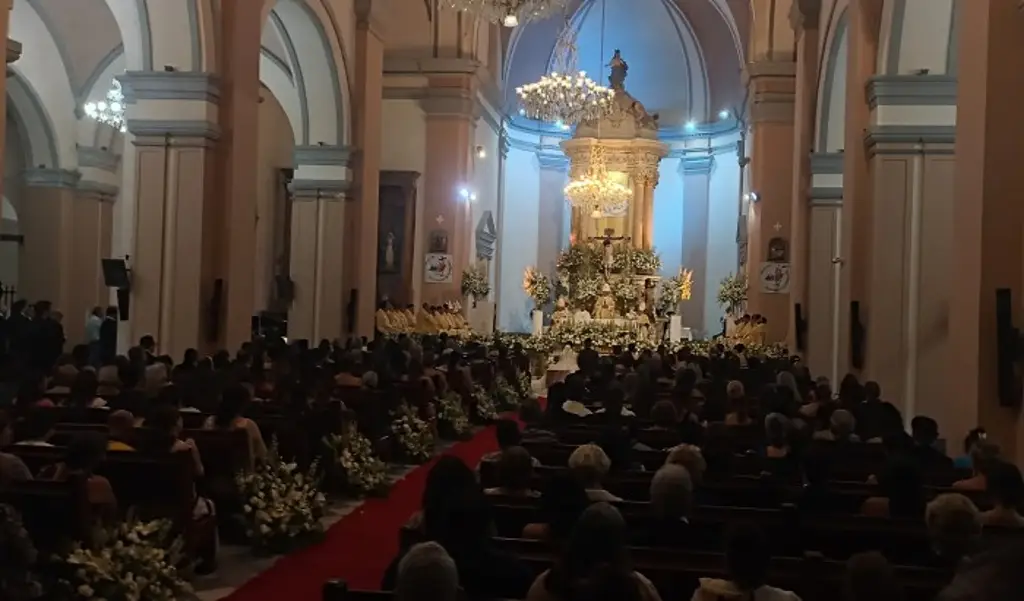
[577,338,599,376]
[99,306,118,363]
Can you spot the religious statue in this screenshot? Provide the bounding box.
[384,232,396,271]
[594,283,617,320]
[552,297,572,326]
[603,237,615,276]
[608,49,628,89]
[636,301,652,341]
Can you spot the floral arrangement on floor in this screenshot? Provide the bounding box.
[473,384,500,421]
[717,272,748,315]
[461,264,491,299]
[492,375,521,411]
[658,268,694,314]
[522,267,552,310]
[437,391,472,438]
[236,442,327,553]
[391,404,435,463]
[323,426,389,496]
[632,247,662,274]
[0,504,42,601]
[516,370,533,398]
[611,278,641,313]
[52,517,191,601]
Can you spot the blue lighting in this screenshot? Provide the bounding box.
[685,121,697,131]
[718,109,730,120]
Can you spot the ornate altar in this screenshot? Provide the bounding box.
[560,51,669,248]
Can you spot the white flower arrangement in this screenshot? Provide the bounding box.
[492,375,521,411]
[611,278,641,311]
[657,268,694,314]
[516,371,533,398]
[611,245,633,273]
[391,404,435,463]
[570,274,601,308]
[717,272,748,315]
[324,426,389,496]
[522,267,552,309]
[54,517,191,601]
[632,247,662,274]
[437,391,472,437]
[461,264,491,298]
[236,442,327,553]
[473,384,500,421]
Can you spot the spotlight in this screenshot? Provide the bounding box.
[458,188,471,200]
[502,14,519,27]
[719,109,730,120]
[476,145,487,159]
[519,108,526,116]
[685,121,697,132]
[743,192,761,203]
[470,192,478,202]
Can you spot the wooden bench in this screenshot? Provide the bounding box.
[0,478,92,551]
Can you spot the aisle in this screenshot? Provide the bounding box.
[222,426,498,601]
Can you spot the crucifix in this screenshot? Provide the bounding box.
[588,228,631,277]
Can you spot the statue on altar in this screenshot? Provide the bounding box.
[594,283,617,320]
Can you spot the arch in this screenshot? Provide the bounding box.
[7,71,62,169]
[259,47,304,142]
[876,0,956,75]
[264,0,349,146]
[815,7,848,152]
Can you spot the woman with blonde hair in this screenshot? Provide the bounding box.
[569,444,621,502]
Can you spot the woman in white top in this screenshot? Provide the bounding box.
[568,444,621,502]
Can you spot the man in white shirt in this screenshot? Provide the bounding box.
[85,306,103,365]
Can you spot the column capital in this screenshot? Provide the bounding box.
[809,152,844,174]
[77,179,119,202]
[865,75,957,110]
[77,146,121,173]
[293,145,355,167]
[289,176,351,200]
[23,168,81,189]
[126,120,220,147]
[680,155,715,175]
[119,71,220,103]
[745,61,796,124]
[6,38,20,65]
[864,126,956,156]
[536,153,569,171]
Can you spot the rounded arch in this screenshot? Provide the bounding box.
[7,71,61,169]
[815,7,848,152]
[262,0,350,146]
[876,0,957,75]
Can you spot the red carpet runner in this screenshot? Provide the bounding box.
[222,426,498,601]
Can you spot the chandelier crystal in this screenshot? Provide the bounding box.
[516,23,614,126]
[564,146,632,215]
[443,0,567,27]
[84,79,127,133]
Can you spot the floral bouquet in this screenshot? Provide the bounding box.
[461,264,491,299]
[492,375,521,411]
[611,278,641,313]
[717,272,748,315]
[52,517,191,601]
[0,504,42,601]
[522,267,552,310]
[632,248,662,274]
[236,442,327,554]
[570,274,601,309]
[472,384,500,422]
[391,404,435,463]
[516,370,534,398]
[611,245,633,273]
[323,426,389,497]
[436,391,472,439]
[658,268,694,314]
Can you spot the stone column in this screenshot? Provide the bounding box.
[631,176,644,245]
[788,0,821,353]
[66,181,116,343]
[948,0,1024,460]
[350,0,385,337]
[807,154,844,385]
[537,154,568,273]
[745,60,796,342]
[839,0,883,374]
[289,174,349,343]
[420,82,476,304]
[19,169,78,313]
[681,156,712,333]
[642,179,655,250]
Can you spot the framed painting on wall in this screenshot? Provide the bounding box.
[424,253,453,284]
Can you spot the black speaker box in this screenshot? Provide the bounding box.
[850,301,865,370]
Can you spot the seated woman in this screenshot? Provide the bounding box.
[106,410,137,451]
[479,419,540,469]
[142,405,207,488]
[640,464,693,547]
[980,461,1024,527]
[813,409,860,442]
[861,458,926,518]
[406,455,478,534]
[484,446,539,498]
[569,444,622,502]
[724,381,753,426]
[202,384,268,467]
[523,473,590,542]
[764,413,792,459]
[45,434,118,524]
[665,444,707,487]
[527,503,662,601]
[926,493,982,568]
[691,524,800,601]
[953,441,1000,492]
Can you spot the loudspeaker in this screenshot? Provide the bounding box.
[116,288,130,321]
[794,303,807,352]
[995,288,1021,406]
[850,301,865,370]
[101,258,131,289]
[207,278,224,343]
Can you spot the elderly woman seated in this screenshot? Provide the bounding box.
[926,493,982,567]
[665,444,707,486]
[814,409,860,442]
[724,381,753,426]
[485,446,540,498]
[568,444,622,502]
[395,542,460,601]
[638,464,693,547]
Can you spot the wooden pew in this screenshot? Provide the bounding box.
[0,478,92,551]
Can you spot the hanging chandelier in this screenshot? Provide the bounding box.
[442,0,567,27]
[564,145,632,216]
[83,79,127,133]
[515,20,613,126]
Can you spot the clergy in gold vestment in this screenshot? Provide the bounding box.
[375,308,393,334]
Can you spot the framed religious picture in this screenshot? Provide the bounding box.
[767,237,789,262]
[424,253,453,284]
[429,230,449,254]
[759,262,791,294]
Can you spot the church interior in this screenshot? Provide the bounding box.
[2,0,1024,599]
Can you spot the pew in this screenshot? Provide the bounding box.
[0,478,92,550]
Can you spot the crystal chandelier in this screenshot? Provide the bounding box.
[442,0,567,27]
[564,145,632,215]
[84,79,127,133]
[515,21,614,126]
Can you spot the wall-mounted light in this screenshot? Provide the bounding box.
[475,145,487,159]
[458,187,478,202]
[685,120,697,132]
[718,109,730,120]
[743,192,761,203]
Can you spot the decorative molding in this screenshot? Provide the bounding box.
[293,145,354,167]
[126,119,221,141]
[77,146,121,173]
[680,155,715,175]
[383,56,480,75]
[23,168,81,189]
[290,178,351,199]
[119,71,221,103]
[77,179,119,201]
[808,187,843,202]
[809,152,844,174]
[536,153,569,171]
[885,0,907,75]
[380,170,420,189]
[260,47,293,82]
[865,75,957,108]
[865,125,956,155]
